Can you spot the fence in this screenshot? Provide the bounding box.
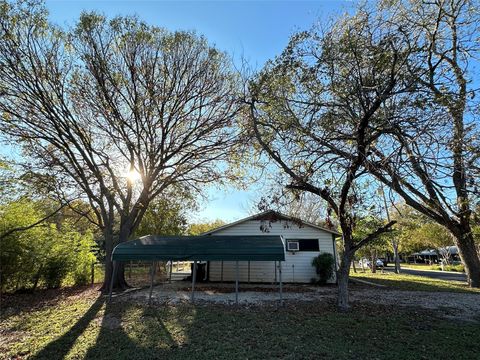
[90,260,192,287]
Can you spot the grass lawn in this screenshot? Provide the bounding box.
[402,263,465,272]
[1,286,480,359]
[350,271,479,293]
[401,263,433,270]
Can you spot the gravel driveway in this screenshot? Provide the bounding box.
[119,282,480,321]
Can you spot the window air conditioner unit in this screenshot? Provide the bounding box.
[287,241,299,252]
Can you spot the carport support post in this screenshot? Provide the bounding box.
[235,260,239,305]
[274,261,277,282]
[169,261,173,283]
[191,261,197,303]
[279,261,283,306]
[108,261,117,302]
[221,261,224,283]
[148,261,157,304]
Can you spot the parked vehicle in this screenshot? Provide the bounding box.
[360,258,384,268]
[375,259,384,267]
[378,258,388,267]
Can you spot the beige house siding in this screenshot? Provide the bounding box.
[207,219,337,283]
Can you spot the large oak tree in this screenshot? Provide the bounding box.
[0,1,241,290]
[246,10,412,310]
[364,0,480,286]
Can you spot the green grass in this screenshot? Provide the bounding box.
[1,286,480,359]
[350,271,479,293]
[401,263,433,270]
[403,263,465,272]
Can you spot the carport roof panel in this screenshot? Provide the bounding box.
[111,235,286,262]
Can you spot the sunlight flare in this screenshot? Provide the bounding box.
[126,169,141,183]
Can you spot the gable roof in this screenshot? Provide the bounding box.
[202,210,341,236]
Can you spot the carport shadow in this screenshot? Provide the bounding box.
[31,296,105,360]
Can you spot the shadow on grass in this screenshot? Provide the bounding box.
[83,301,182,359]
[31,296,105,360]
[0,286,99,321]
[24,291,480,360]
[28,294,186,359]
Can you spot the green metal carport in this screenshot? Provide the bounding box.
[109,235,286,304]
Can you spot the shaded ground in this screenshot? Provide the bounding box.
[1,280,480,359]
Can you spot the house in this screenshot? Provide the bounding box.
[203,210,340,283]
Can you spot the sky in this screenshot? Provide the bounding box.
[45,1,355,68]
[5,0,358,223]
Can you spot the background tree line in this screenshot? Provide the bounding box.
[352,205,480,268]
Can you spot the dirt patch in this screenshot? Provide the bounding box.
[95,314,122,329]
[119,282,335,307]
[177,285,315,293]
[0,328,27,354]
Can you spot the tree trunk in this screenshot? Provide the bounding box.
[371,250,377,274]
[351,259,357,273]
[449,106,480,287]
[453,229,480,287]
[337,251,353,312]
[32,265,43,292]
[101,262,128,293]
[100,201,150,292]
[392,239,401,274]
[100,226,129,292]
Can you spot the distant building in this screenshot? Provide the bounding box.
[408,246,460,264]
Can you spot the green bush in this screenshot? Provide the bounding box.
[311,253,335,285]
[0,199,96,292]
[1,200,46,291]
[72,266,91,286]
[42,257,70,288]
[71,230,96,285]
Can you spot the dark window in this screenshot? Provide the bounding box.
[286,239,319,252]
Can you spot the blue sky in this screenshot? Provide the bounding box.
[22,1,358,222]
[46,1,355,68]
